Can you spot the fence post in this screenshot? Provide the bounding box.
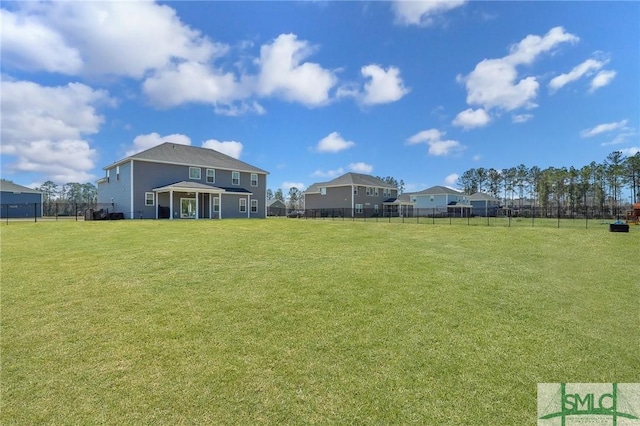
[34,203,38,223]
[432,208,435,224]
[75,202,78,221]
[557,204,560,228]
[585,206,588,229]
[5,204,8,225]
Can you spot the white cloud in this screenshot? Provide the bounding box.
[460,27,578,113]
[0,9,83,74]
[126,133,191,156]
[444,173,459,186]
[548,58,606,92]
[1,1,218,78]
[0,80,111,184]
[580,120,628,138]
[316,132,355,153]
[256,33,337,107]
[311,168,345,179]
[452,108,491,129]
[143,61,244,108]
[620,147,640,156]
[406,129,444,145]
[512,113,533,124]
[202,139,243,159]
[349,162,373,174]
[282,181,305,192]
[601,131,636,146]
[472,154,482,161]
[589,69,616,92]
[406,128,466,157]
[361,65,409,105]
[391,0,466,26]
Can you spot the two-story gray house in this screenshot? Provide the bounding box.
[97,143,268,219]
[304,173,399,217]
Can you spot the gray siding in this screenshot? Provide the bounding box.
[128,160,266,219]
[0,191,42,218]
[306,186,353,210]
[97,161,133,217]
[306,185,398,211]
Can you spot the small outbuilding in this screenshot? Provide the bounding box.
[0,180,43,218]
[267,199,287,216]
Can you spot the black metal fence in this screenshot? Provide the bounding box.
[1,202,117,223]
[292,206,638,229]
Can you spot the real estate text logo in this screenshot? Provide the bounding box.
[538,383,640,425]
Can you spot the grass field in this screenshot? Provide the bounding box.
[1,219,638,424]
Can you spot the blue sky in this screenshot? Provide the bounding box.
[1,1,638,193]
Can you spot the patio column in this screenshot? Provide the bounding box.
[170,190,174,220]
[195,191,199,219]
[209,194,212,219]
[219,195,223,219]
[247,194,250,218]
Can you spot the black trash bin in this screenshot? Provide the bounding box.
[609,221,629,232]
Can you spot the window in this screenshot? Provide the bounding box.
[251,173,258,187]
[239,198,247,212]
[430,196,434,202]
[320,187,326,195]
[116,166,120,181]
[375,188,379,197]
[106,169,110,183]
[232,171,240,185]
[189,167,201,180]
[354,186,358,195]
[366,187,371,196]
[213,197,220,212]
[145,192,155,206]
[374,204,379,213]
[251,199,258,213]
[206,169,215,184]
[355,204,363,214]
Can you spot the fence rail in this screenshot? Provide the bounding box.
[0,202,115,223]
[294,206,636,229]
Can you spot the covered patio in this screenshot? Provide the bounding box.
[152,181,252,219]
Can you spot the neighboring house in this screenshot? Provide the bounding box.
[469,192,501,217]
[0,180,43,218]
[304,173,399,217]
[404,185,471,216]
[267,199,286,216]
[97,142,268,219]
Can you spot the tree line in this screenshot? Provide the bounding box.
[38,181,98,215]
[457,151,640,216]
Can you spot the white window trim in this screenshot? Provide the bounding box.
[213,197,220,212]
[106,169,110,183]
[206,168,215,184]
[239,198,247,212]
[251,199,258,213]
[232,171,240,186]
[145,192,155,206]
[189,167,201,180]
[250,173,258,187]
[355,204,363,214]
[116,166,120,181]
[320,187,326,195]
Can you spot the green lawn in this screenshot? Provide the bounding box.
[1,219,638,424]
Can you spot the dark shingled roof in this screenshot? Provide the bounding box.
[109,142,268,174]
[304,173,396,194]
